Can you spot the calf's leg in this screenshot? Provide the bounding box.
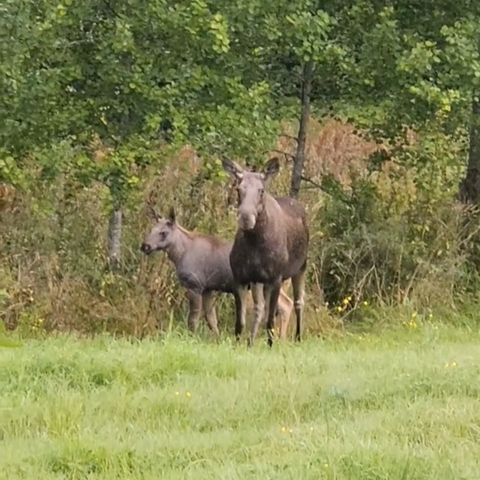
[201,290,220,338]
[291,269,306,342]
[277,280,293,340]
[185,289,202,333]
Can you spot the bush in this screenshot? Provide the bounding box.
[307,124,480,316]
[1,119,480,338]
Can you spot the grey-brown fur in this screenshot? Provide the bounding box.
[221,156,310,347]
[140,207,293,337]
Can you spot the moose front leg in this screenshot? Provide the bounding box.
[233,284,248,342]
[249,283,265,348]
[265,281,282,348]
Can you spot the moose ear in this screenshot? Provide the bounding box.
[221,156,244,180]
[167,206,176,225]
[263,157,280,183]
[147,205,161,222]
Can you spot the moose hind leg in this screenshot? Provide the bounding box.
[201,291,219,338]
[249,283,265,347]
[233,285,248,342]
[185,289,202,334]
[291,271,306,342]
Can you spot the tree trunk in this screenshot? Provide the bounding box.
[459,98,480,204]
[290,60,314,199]
[108,208,122,271]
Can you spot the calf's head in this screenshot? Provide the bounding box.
[140,207,178,255]
[221,156,280,231]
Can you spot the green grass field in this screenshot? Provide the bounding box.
[1,324,480,479]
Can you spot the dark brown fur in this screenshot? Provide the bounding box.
[222,157,310,347]
[140,207,294,338]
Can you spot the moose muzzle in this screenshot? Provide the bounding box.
[140,242,152,254]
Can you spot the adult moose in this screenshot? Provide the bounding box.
[221,156,309,347]
[140,207,293,338]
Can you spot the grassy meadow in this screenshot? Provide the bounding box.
[4,4,480,478]
[1,321,480,480]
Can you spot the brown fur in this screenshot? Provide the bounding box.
[222,157,310,347]
[140,207,293,338]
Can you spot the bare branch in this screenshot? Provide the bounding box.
[301,175,323,191]
[266,149,296,159]
[279,134,298,143]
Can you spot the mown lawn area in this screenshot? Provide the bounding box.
[1,324,480,479]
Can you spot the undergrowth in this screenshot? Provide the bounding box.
[1,118,480,337]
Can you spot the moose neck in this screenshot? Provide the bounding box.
[165,228,193,266]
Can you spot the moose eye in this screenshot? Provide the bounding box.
[259,188,265,196]
[159,232,166,241]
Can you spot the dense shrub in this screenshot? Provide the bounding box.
[1,120,479,337]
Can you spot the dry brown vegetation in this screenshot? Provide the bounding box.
[1,118,476,339]
[278,118,380,186]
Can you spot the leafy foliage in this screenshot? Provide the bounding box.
[2,0,480,334]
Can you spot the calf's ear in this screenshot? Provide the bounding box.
[147,205,161,222]
[167,206,176,225]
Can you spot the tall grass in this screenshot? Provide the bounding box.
[1,117,478,337]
